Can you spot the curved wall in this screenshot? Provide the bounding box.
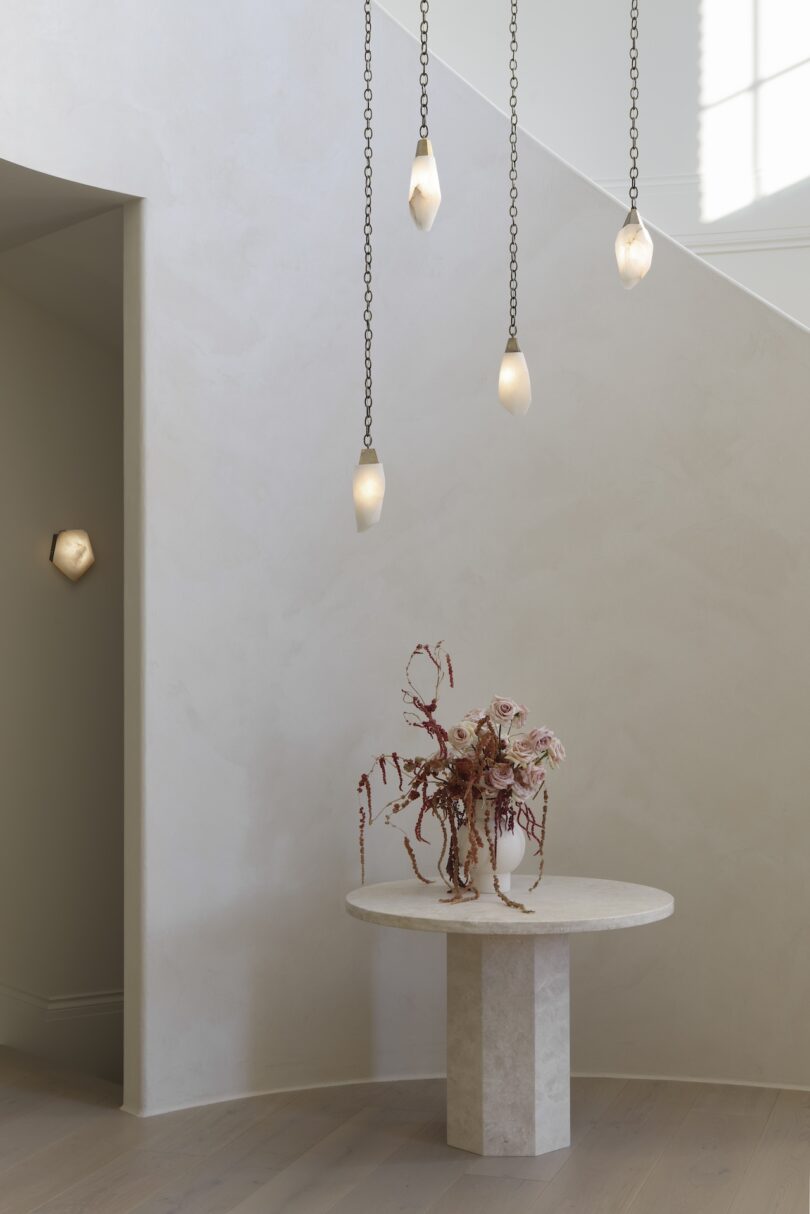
[1,1,808,1110]
[381,0,810,328]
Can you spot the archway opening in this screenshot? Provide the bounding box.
[0,158,132,1084]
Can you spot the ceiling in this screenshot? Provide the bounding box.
[0,158,131,349]
[0,157,129,252]
[0,208,124,350]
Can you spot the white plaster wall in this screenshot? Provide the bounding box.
[381,0,810,328]
[0,252,123,1081]
[1,1,808,1112]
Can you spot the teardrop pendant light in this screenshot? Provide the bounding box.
[353,0,385,531]
[498,0,531,415]
[408,0,441,230]
[615,0,653,288]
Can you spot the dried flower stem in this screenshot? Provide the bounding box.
[528,787,550,892]
[359,805,366,885]
[404,836,432,884]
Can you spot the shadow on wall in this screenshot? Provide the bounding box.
[0,176,128,1083]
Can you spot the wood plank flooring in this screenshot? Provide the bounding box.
[0,1048,807,1213]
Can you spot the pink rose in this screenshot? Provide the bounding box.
[513,703,529,728]
[546,734,566,766]
[506,734,536,765]
[448,721,477,751]
[485,762,515,792]
[515,763,546,796]
[526,727,553,754]
[489,697,520,727]
[464,708,486,722]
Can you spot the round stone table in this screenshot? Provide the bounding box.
[346,875,674,1158]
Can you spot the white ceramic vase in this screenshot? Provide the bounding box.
[465,802,526,894]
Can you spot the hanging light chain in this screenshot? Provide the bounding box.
[628,0,639,207]
[508,0,519,338]
[419,0,430,139]
[362,0,374,449]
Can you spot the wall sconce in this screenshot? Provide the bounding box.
[50,530,95,581]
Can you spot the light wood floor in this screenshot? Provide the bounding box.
[0,1048,808,1213]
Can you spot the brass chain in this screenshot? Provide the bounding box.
[419,0,429,139]
[508,0,519,337]
[362,0,373,448]
[628,0,639,206]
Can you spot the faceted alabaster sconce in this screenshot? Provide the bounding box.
[50,530,95,581]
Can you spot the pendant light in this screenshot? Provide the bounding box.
[615,0,653,288]
[408,1,441,230]
[353,0,385,532]
[498,0,531,416]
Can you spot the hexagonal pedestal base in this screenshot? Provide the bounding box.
[446,933,571,1156]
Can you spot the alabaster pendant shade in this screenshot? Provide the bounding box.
[408,138,441,231]
[498,338,532,416]
[615,208,654,289]
[353,449,385,531]
[50,529,95,581]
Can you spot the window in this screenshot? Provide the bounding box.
[700,0,810,220]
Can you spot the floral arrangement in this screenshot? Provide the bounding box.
[357,642,565,913]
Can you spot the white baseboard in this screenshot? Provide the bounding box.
[0,982,123,1020]
[126,1069,447,1118]
[0,981,123,1082]
[128,1065,810,1118]
[572,1069,810,1094]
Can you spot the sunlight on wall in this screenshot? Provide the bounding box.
[700,0,810,221]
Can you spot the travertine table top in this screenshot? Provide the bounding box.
[346,875,674,936]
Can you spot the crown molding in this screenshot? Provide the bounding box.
[675,226,810,254]
[597,173,699,191]
[596,176,810,253]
